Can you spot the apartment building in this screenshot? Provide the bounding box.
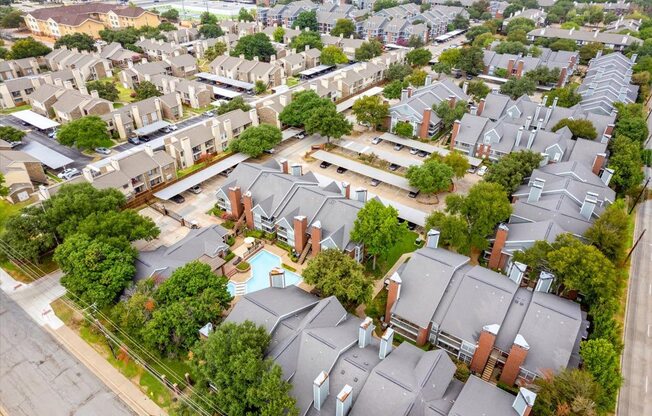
[263,0,319,27]
[29,83,114,123]
[23,4,160,39]
[120,61,171,88]
[163,54,198,78]
[209,55,283,87]
[527,27,642,51]
[0,58,40,81]
[226,284,539,416]
[275,47,321,77]
[217,160,366,260]
[97,42,142,68]
[135,38,187,61]
[321,35,365,59]
[387,233,585,386]
[0,150,48,203]
[0,76,43,109]
[102,92,182,140]
[82,146,176,199]
[482,47,578,87]
[164,27,199,44]
[578,52,639,116]
[389,78,469,138]
[164,109,258,168]
[413,6,469,39]
[502,8,547,29]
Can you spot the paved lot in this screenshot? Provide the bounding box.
[0,292,135,416]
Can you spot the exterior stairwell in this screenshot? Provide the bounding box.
[482,355,498,382]
[232,282,246,296]
[298,241,312,264]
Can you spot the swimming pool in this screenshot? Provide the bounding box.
[227,250,303,296]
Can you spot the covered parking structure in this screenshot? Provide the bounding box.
[299,64,335,80]
[336,86,383,113]
[195,72,254,93]
[134,120,170,137]
[379,133,482,167]
[212,86,242,100]
[12,110,60,131]
[336,140,423,169]
[154,153,249,200]
[21,141,73,170]
[282,127,303,141]
[311,150,417,193]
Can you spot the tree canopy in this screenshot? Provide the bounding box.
[272,26,285,43]
[216,96,251,115]
[199,23,224,39]
[584,200,629,263]
[406,159,454,195]
[292,10,318,31]
[302,249,373,307]
[279,90,334,127]
[304,106,352,143]
[383,80,408,99]
[231,33,276,61]
[320,45,348,65]
[544,84,582,108]
[456,46,485,75]
[54,33,96,52]
[434,100,467,132]
[352,95,389,129]
[134,80,162,100]
[500,76,537,99]
[385,62,413,81]
[0,125,25,142]
[56,116,112,150]
[355,39,383,61]
[552,118,597,140]
[579,338,622,412]
[607,135,644,194]
[406,48,432,67]
[238,7,255,22]
[160,8,179,21]
[229,124,282,157]
[484,151,543,195]
[8,37,51,59]
[330,18,355,38]
[533,369,602,416]
[289,30,323,51]
[86,80,119,102]
[394,121,413,138]
[203,41,227,62]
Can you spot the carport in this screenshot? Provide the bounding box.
[379,133,482,167]
[336,140,423,169]
[196,72,254,92]
[212,86,242,100]
[12,110,60,130]
[336,86,383,113]
[21,141,73,170]
[282,127,303,141]
[134,120,170,136]
[312,150,418,193]
[154,153,249,200]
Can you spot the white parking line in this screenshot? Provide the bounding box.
[646,376,649,394]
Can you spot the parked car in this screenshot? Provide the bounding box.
[417,151,428,158]
[389,163,399,171]
[320,161,331,169]
[9,141,22,148]
[466,166,477,174]
[296,132,306,139]
[57,167,80,180]
[128,137,141,145]
[466,74,473,80]
[370,178,381,187]
[170,194,185,204]
[48,130,57,138]
[95,147,111,155]
[410,147,419,155]
[204,111,215,117]
[264,148,276,154]
[336,166,347,174]
[393,144,404,151]
[408,190,419,199]
[371,137,382,145]
[140,135,150,142]
[189,185,202,194]
[163,125,178,133]
[477,165,488,176]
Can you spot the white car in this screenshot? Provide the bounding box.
[371,137,382,145]
[477,165,488,176]
[164,125,178,133]
[189,185,202,194]
[410,147,419,155]
[57,168,80,180]
[204,111,215,117]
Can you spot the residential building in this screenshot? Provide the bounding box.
[135,37,187,61]
[605,17,642,34]
[209,55,283,87]
[82,146,176,198]
[578,52,639,116]
[321,35,365,59]
[164,27,199,44]
[217,160,366,260]
[23,3,160,39]
[0,76,44,109]
[120,61,171,88]
[102,92,182,140]
[135,225,229,280]
[275,47,321,77]
[527,27,641,51]
[164,54,198,78]
[45,47,113,81]
[389,78,469,138]
[0,58,39,81]
[261,25,302,44]
[429,0,477,8]
[97,42,142,68]
[387,233,586,385]
[43,87,114,123]
[149,74,213,108]
[412,6,469,39]
[263,0,318,27]
[501,8,546,28]
[0,150,48,203]
[482,47,578,87]
[164,108,258,168]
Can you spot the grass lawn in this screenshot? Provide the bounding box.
[0,104,31,115]
[366,230,420,278]
[47,172,63,183]
[0,253,58,283]
[0,199,25,233]
[287,77,299,87]
[616,205,638,327]
[115,82,135,104]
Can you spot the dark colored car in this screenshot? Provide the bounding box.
[320,161,331,169]
[408,190,419,199]
[336,167,347,174]
[170,194,185,204]
[389,163,399,171]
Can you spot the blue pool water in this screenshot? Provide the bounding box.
[227,250,302,296]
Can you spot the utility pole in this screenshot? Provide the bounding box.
[623,229,646,267]
[629,178,650,214]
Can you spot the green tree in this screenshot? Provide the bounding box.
[473,32,495,48]
[484,151,543,195]
[350,199,406,270]
[134,80,162,100]
[0,8,22,28]
[373,0,398,12]
[545,84,582,108]
[199,23,224,38]
[579,42,603,65]
[160,8,179,21]
[584,200,629,263]
[552,118,597,140]
[352,95,389,129]
[9,37,51,59]
[550,38,578,52]
[465,80,490,100]
[615,117,648,143]
[231,33,276,61]
[254,80,267,94]
[56,234,136,308]
[238,7,255,22]
[385,62,412,81]
[292,10,318,31]
[407,159,453,195]
[302,249,373,306]
[0,174,7,198]
[76,210,159,243]
[465,25,491,43]
[56,116,112,150]
[533,369,602,416]
[110,279,156,342]
[525,66,561,86]
[438,48,461,68]
[441,151,469,179]
[505,17,535,35]
[407,35,425,48]
[425,182,512,257]
[304,106,352,144]
[216,95,251,115]
[406,48,432,67]
[229,124,282,157]
[320,45,348,65]
[280,90,334,127]
[452,14,470,30]
[506,29,527,43]
[434,100,467,132]
[0,125,25,142]
[383,80,408,99]
[203,41,227,61]
[580,339,622,412]
[86,80,119,101]
[54,33,96,52]
[200,11,218,25]
[158,22,176,32]
[456,46,484,75]
[468,0,490,20]
[191,321,298,416]
[394,121,414,138]
[608,135,644,194]
[289,30,323,51]
[330,18,355,38]
[500,76,537,99]
[494,40,529,55]
[406,69,427,87]
[355,39,383,61]
[272,26,285,43]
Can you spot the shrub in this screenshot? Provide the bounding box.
[236,261,250,271]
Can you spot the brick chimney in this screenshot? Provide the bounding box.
[419,108,431,138]
[243,191,254,229]
[359,317,373,348]
[313,371,329,411]
[470,324,500,373]
[227,187,243,218]
[311,221,322,256]
[448,95,456,108]
[604,123,615,136]
[293,216,308,253]
[592,152,606,175]
[384,272,401,324]
[488,223,509,270]
[557,67,567,87]
[449,120,461,151]
[477,98,485,116]
[342,182,350,199]
[507,59,515,76]
[336,385,353,416]
[280,158,289,174]
[379,328,394,359]
[516,60,524,78]
[500,335,529,385]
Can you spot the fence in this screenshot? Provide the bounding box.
[150,202,196,229]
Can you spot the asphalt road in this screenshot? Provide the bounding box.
[112,113,209,153]
[0,292,135,416]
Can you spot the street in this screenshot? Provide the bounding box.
[0,291,135,416]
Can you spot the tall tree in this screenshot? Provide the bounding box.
[134,80,162,100]
[385,62,412,81]
[279,90,334,127]
[394,121,413,138]
[352,95,389,129]
[456,46,485,75]
[199,23,224,38]
[441,151,470,179]
[302,249,373,306]
[607,135,644,194]
[331,18,355,38]
[545,84,582,108]
[552,118,598,140]
[200,11,218,25]
[229,124,282,157]
[272,26,285,43]
[533,369,602,416]
[406,48,432,67]
[75,210,159,243]
[289,31,323,51]
[580,338,622,412]
[407,159,453,195]
[292,10,318,31]
[9,37,51,59]
[500,76,537,99]
[350,199,406,269]
[54,33,96,52]
[304,106,352,144]
[56,116,112,150]
[203,41,227,61]
[231,33,276,61]
[238,7,255,22]
[584,200,629,263]
[354,39,383,61]
[484,151,543,195]
[434,100,467,131]
[216,95,251,115]
[320,45,348,65]
[86,80,119,101]
[160,9,179,21]
[0,125,25,142]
